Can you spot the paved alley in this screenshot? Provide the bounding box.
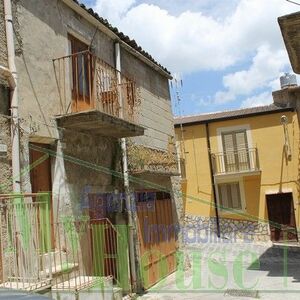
[138,241,300,300]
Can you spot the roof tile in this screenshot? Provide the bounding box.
[72,0,171,76]
[174,104,294,125]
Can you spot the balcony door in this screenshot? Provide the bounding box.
[69,35,94,112]
[222,130,250,173]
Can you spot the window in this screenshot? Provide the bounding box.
[68,34,93,111]
[221,130,250,172]
[218,182,242,210]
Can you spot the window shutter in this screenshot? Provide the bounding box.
[222,133,235,172]
[236,131,249,170]
[222,133,234,152]
[235,131,247,149]
[221,130,249,172]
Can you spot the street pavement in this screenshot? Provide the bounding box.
[137,240,300,300]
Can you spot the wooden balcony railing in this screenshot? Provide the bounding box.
[53,50,137,123]
[211,148,260,176]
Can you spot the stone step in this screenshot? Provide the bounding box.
[49,276,122,300]
[41,262,79,276]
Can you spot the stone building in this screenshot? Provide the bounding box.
[0,0,181,297]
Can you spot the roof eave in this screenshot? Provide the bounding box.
[62,0,172,80]
[174,106,295,127]
[278,12,300,74]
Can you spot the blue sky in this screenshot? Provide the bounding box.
[82,0,299,116]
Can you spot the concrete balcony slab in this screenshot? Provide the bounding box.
[55,110,144,138]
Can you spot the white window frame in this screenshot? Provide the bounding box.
[215,176,246,214]
[216,124,255,174]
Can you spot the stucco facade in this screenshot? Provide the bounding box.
[176,107,300,243]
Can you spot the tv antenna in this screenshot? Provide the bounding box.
[171,74,183,116]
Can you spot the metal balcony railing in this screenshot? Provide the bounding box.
[211,148,260,176]
[53,50,137,123]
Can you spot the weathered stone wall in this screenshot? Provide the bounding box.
[121,48,174,151]
[184,215,270,244]
[15,0,176,175]
[15,0,115,139]
[51,130,121,221]
[0,0,23,196]
[171,176,187,258]
[0,0,7,70]
[0,115,12,194]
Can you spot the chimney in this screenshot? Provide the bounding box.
[280,73,297,89]
[272,73,300,108]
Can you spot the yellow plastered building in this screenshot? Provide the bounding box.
[175,102,300,243]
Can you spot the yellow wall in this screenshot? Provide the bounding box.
[175,111,300,228]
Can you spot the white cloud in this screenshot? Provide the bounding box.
[91,0,299,110]
[135,0,240,18]
[92,0,297,74]
[214,45,290,103]
[93,0,136,24]
[240,92,272,108]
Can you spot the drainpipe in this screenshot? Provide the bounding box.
[205,123,220,238]
[4,0,21,193]
[115,42,137,292]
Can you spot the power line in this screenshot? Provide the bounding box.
[286,0,300,6]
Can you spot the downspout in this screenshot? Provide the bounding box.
[205,123,220,238]
[115,42,137,292]
[4,0,21,193]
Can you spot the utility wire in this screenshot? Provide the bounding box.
[286,0,300,5]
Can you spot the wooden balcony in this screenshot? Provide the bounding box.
[211,148,260,177]
[53,50,144,138]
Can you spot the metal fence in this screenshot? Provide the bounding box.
[53,50,137,123]
[0,193,52,291]
[211,148,260,175]
[51,217,130,292]
[0,194,130,293]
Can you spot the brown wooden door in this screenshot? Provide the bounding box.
[30,143,52,193]
[69,35,93,112]
[136,191,176,289]
[29,143,55,248]
[266,193,298,242]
